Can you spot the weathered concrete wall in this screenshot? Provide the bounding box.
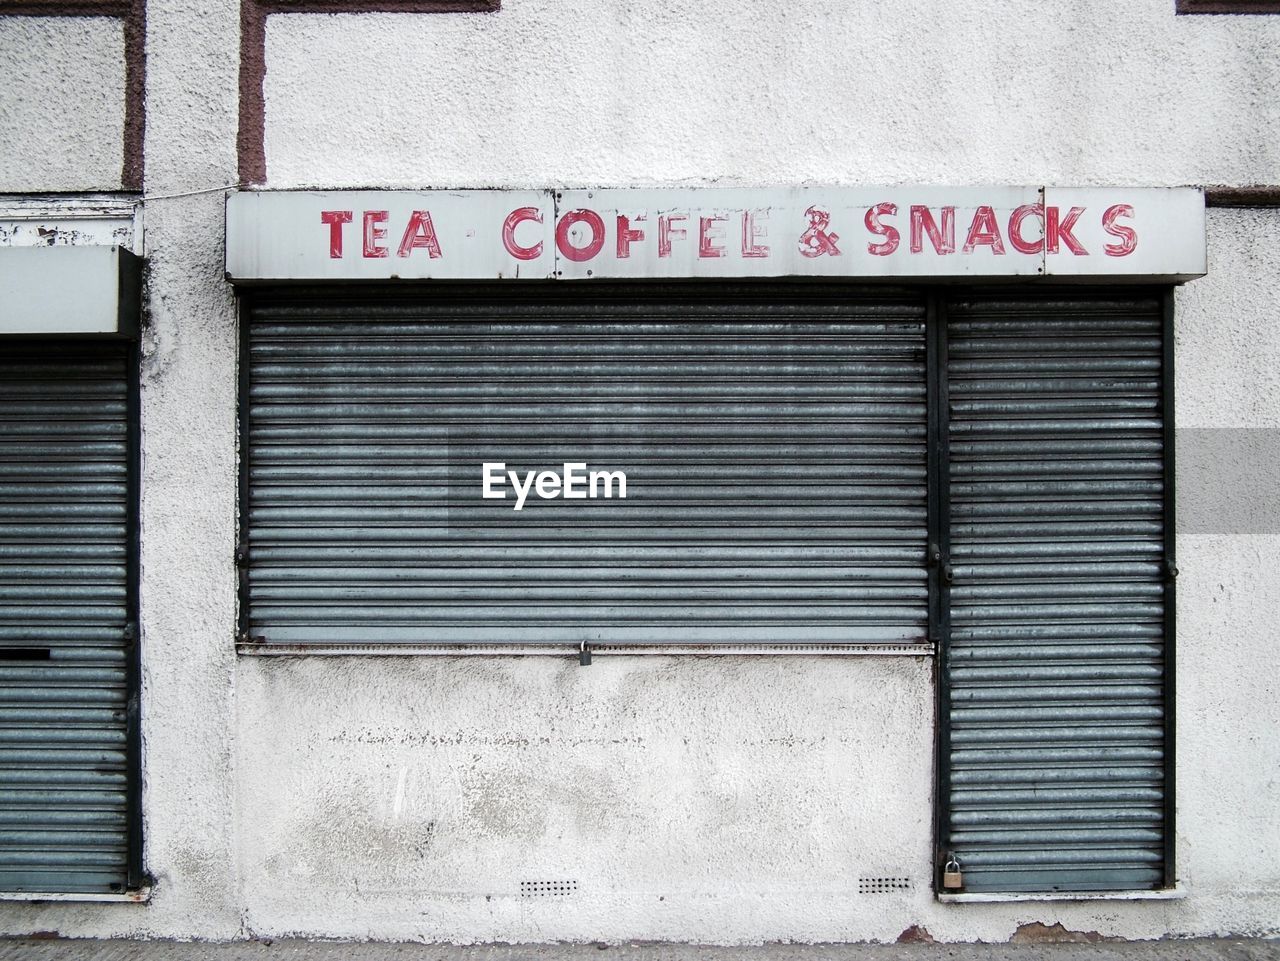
[1170,212,1280,945]
[127,0,243,934]
[1164,208,1280,938]
[236,656,935,942]
[0,18,125,193]
[262,0,1280,189]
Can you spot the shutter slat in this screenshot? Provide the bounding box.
[944,295,1168,894]
[246,287,929,649]
[0,349,131,894]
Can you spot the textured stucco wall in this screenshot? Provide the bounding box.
[236,657,936,943]
[129,0,243,935]
[0,18,126,192]
[262,0,1280,189]
[1166,209,1280,937]
[0,0,1277,944]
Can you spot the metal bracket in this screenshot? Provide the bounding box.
[929,542,954,583]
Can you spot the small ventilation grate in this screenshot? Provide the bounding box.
[859,876,911,894]
[520,880,579,898]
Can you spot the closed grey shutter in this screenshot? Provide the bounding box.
[243,285,928,651]
[942,293,1170,893]
[0,346,133,894]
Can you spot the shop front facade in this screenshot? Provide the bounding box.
[0,0,1277,944]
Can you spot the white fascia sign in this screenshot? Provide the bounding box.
[225,186,1206,283]
[0,246,142,337]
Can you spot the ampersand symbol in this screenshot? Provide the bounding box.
[799,206,842,258]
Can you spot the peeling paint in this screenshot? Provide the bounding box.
[897,925,936,944]
[1010,922,1113,944]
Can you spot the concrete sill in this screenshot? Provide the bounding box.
[939,886,1186,904]
[236,642,935,657]
[0,888,152,904]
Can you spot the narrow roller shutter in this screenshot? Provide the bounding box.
[243,285,928,650]
[942,293,1170,893]
[0,345,134,894]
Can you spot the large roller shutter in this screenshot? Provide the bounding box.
[941,292,1172,893]
[242,285,929,651]
[0,345,136,894]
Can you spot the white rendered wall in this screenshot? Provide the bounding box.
[236,656,935,942]
[0,18,126,192]
[1165,209,1280,937]
[129,0,243,934]
[263,0,1280,190]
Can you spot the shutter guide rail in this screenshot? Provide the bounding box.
[1159,288,1177,891]
[125,336,144,893]
[927,292,955,892]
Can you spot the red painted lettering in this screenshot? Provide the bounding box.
[321,210,352,259]
[741,210,770,258]
[658,214,687,258]
[865,202,899,257]
[1047,205,1088,256]
[962,205,1007,255]
[699,216,727,258]
[798,206,841,258]
[555,209,605,263]
[1102,204,1137,257]
[397,210,442,259]
[909,206,956,254]
[363,210,389,259]
[502,207,543,261]
[1008,204,1044,255]
[616,215,646,258]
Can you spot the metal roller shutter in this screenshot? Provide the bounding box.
[242,285,929,652]
[941,292,1172,893]
[0,345,135,894]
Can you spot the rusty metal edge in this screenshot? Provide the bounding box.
[0,886,152,903]
[1205,186,1280,207]
[1176,0,1280,13]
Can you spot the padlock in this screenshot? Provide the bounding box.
[942,857,964,890]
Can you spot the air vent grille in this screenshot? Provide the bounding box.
[520,880,578,898]
[859,876,911,894]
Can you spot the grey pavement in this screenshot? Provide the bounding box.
[0,940,1277,961]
